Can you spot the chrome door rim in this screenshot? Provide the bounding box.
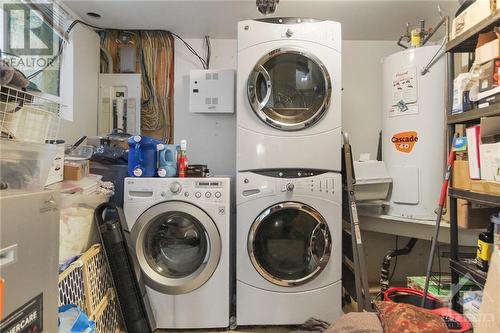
[248,201,331,287]
[131,201,221,294]
[247,47,332,131]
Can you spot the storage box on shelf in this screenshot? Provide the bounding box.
[58,244,124,333]
[451,1,497,41]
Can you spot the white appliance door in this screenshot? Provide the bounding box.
[248,201,331,287]
[247,47,332,131]
[131,201,221,295]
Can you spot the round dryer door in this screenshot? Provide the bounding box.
[247,48,331,131]
[131,201,221,294]
[248,202,331,287]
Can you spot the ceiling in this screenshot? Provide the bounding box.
[61,0,460,40]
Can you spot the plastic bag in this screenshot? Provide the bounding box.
[58,304,95,333]
[59,193,110,263]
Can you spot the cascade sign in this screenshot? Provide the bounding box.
[391,131,418,153]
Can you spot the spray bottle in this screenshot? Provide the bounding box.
[178,139,188,178]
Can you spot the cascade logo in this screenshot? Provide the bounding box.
[391,131,418,153]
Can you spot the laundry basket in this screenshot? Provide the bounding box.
[58,244,124,333]
[0,86,61,143]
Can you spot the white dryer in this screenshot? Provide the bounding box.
[236,170,342,325]
[237,18,342,172]
[123,177,231,330]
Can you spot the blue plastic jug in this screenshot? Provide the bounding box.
[157,144,180,178]
[127,135,161,177]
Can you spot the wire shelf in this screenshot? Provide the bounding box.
[0,85,61,143]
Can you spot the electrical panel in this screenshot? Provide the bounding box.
[189,69,235,113]
[98,74,141,135]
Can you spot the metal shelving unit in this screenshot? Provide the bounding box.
[447,104,500,124]
[446,10,500,312]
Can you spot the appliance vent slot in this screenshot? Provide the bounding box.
[212,97,218,105]
[205,97,212,105]
[213,73,219,80]
[206,73,212,80]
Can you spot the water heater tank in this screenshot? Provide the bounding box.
[382,45,445,220]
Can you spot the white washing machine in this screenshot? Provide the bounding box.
[236,170,342,325]
[237,18,342,172]
[123,177,231,330]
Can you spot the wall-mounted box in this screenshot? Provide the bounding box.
[98,74,141,135]
[189,69,235,113]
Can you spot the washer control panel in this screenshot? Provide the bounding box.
[125,177,228,204]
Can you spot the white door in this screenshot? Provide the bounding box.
[248,201,331,286]
[131,201,221,294]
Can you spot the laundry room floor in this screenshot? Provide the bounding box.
[157,327,295,333]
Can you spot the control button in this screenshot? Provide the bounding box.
[184,192,189,197]
[195,192,202,198]
[170,182,182,194]
[278,172,283,177]
[286,183,295,192]
[244,178,249,184]
[297,172,302,177]
[160,191,167,197]
[286,28,294,37]
[215,191,221,198]
[205,192,212,198]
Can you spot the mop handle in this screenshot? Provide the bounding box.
[438,149,456,207]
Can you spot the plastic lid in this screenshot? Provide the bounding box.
[133,135,142,143]
[491,213,500,224]
[180,139,187,150]
[133,168,143,177]
[157,143,165,151]
[158,168,167,177]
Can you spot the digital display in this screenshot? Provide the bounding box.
[196,181,221,188]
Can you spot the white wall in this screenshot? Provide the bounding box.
[342,40,400,160]
[173,38,237,177]
[59,25,100,143]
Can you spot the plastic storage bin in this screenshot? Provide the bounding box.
[353,160,392,201]
[0,140,57,190]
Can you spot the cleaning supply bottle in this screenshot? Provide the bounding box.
[178,139,188,178]
[476,223,494,272]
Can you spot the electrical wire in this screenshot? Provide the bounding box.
[171,32,208,69]
[204,35,211,69]
[27,20,105,80]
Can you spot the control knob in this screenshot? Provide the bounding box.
[286,28,294,37]
[170,182,182,194]
[286,183,295,192]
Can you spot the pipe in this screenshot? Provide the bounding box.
[380,238,418,292]
[422,16,448,46]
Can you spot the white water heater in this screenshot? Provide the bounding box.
[382,45,445,220]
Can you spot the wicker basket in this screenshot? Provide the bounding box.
[58,244,124,333]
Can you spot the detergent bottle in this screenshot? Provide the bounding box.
[157,144,180,177]
[127,135,161,177]
[178,140,188,178]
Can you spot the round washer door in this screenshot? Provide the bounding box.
[247,48,332,131]
[248,201,331,287]
[131,201,221,294]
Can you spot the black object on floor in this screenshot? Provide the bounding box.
[94,203,152,333]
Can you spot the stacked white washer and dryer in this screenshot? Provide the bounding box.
[236,18,343,325]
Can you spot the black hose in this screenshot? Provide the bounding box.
[380,238,418,293]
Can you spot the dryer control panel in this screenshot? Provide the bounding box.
[238,170,340,204]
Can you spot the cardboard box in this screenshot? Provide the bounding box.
[471,179,500,195]
[453,159,473,190]
[476,250,500,332]
[452,1,496,40]
[479,59,500,92]
[458,198,497,229]
[480,116,500,181]
[476,30,500,65]
[64,160,89,181]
